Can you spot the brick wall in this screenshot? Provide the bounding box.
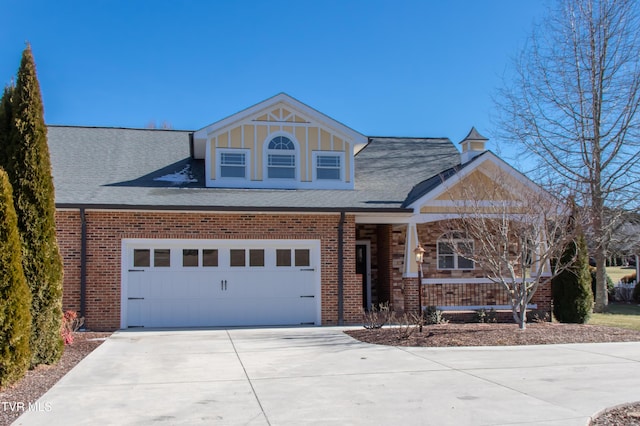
[57,210,82,313]
[55,210,359,330]
[376,225,392,305]
[388,221,552,317]
[427,282,509,306]
[391,225,408,313]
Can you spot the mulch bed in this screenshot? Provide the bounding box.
[591,403,640,425]
[345,322,640,347]
[0,332,111,426]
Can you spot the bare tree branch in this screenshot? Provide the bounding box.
[495,0,640,311]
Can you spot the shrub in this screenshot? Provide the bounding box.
[5,46,64,366]
[633,282,640,304]
[528,310,551,323]
[0,168,32,387]
[424,306,448,325]
[362,302,392,329]
[60,311,84,345]
[392,312,419,340]
[553,232,593,323]
[474,308,497,323]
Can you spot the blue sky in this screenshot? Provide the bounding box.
[1,1,546,157]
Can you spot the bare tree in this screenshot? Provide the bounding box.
[496,0,640,312]
[608,210,640,262]
[440,165,575,329]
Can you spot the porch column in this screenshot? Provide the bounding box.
[404,223,420,278]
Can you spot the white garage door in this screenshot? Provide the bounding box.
[121,239,321,328]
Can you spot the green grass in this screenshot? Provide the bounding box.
[589,303,640,331]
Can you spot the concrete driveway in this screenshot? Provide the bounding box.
[14,327,640,425]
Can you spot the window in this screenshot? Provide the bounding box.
[133,249,150,267]
[182,249,198,267]
[267,136,296,179]
[437,234,474,270]
[312,152,344,182]
[316,155,341,180]
[230,249,245,267]
[249,249,264,267]
[203,249,218,267]
[295,249,310,267]
[220,152,246,178]
[276,249,291,267]
[154,249,171,267]
[276,249,310,267]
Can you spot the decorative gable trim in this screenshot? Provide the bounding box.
[406,151,552,214]
[194,93,366,146]
[195,94,361,190]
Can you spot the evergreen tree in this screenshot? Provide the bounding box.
[8,45,63,366]
[0,85,14,169]
[552,229,594,324]
[0,168,32,387]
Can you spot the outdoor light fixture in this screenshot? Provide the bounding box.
[414,244,426,332]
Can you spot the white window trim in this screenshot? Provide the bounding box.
[312,151,345,183]
[437,237,475,270]
[216,148,251,182]
[262,132,300,186]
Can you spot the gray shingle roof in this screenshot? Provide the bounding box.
[355,137,461,200]
[48,126,462,212]
[401,152,488,207]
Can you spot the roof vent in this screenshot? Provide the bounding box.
[459,127,488,164]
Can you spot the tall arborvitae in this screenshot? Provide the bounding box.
[552,222,594,324]
[8,45,63,366]
[0,85,14,169]
[0,168,32,387]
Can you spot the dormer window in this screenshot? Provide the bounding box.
[217,149,250,180]
[200,95,361,189]
[313,152,344,181]
[266,136,297,179]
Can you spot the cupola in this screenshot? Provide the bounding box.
[459,127,488,164]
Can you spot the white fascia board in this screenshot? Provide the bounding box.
[409,212,544,224]
[355,213,412,224]
[485,152,556,201]
[422,200,530,208]
[406,152,554,213]
[405,159,480,213]
[195,93,367,145]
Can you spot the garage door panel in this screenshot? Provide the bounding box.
[124,240,320,328]
[225,270,314,298]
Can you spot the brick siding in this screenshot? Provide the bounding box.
[388,221,552,318]
[55,210,359,330]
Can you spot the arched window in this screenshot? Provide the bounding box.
[266,136,296,179]
[437,232,474,270]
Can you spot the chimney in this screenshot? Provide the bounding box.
[459,127,488,164]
